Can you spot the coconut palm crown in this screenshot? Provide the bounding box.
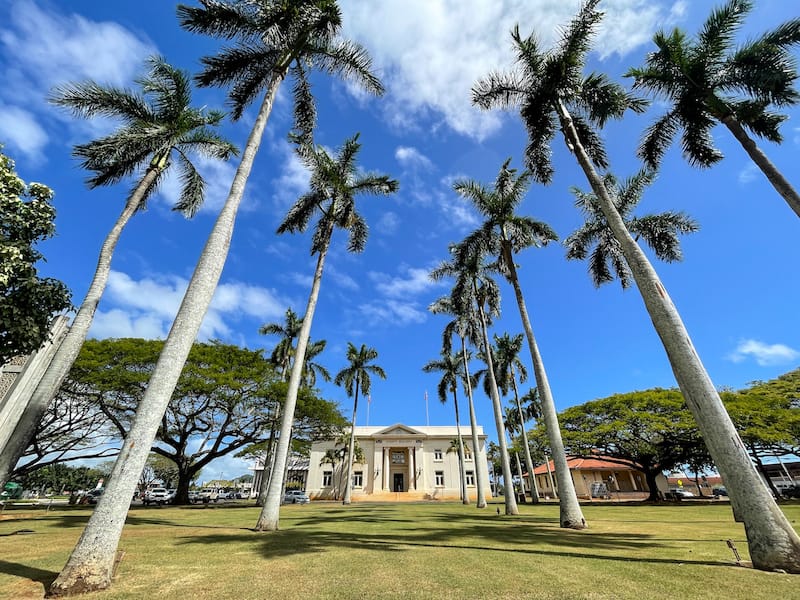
[51,56,238,215]
[471,0,646,184]
[178,0,383,138]
[627,0,800,170]
[565,169,699,288]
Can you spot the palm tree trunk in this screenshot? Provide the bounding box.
[509,374,539,504]
[460,336,487,508]
[451,387,469,504]
[343,381,360,505]
[256,407,280,507]
[473,280,518,515]
[512,447,524,502]
[256,225,333,530]
[0,166,161,488]
[721,115,800,219]
[544,452,557,498]
[48,77,284,597]
[502,243,585,528]
[557,99,800,572]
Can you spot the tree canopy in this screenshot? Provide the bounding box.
[60,338,343,503]
[548,388,708,501]
[0,148,71,364]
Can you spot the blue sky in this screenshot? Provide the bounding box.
[2,0,799,481]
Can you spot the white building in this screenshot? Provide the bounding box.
[307,424,492,502]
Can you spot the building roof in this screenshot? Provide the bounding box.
[351,423,486,438]
[531,456,642,476]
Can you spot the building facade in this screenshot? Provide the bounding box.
[307,424,492,502]
[532,456,667,500]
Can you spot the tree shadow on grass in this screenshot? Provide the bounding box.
[172,526,734,569]
[0,560,58,588]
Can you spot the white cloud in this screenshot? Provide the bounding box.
[358,299,428,326]
[341,0,681,139]
[1,0,154,92]
[377,211,400,235]
[727,339,800,367]
[0,1,155,159]
[88,270,289,341]
[0,104,48,160]
[738,163,759,185]
[369,265,440,298]
[271,140,311,213]
[438,197,480,230]
[395,146,434,171]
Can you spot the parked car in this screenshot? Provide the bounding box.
[783,485,800,499]
[712,487,728,497]
[143,487,170,505]
[283,490,310,504]
[198,488,218,502]
[188,491,202,503]
[664,489,694,500]
[86,488,104,505]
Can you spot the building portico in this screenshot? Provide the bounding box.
[307,424,491,502]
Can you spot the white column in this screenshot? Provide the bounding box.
[383,448,389,490]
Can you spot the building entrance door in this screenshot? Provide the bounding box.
[393,473,404,492]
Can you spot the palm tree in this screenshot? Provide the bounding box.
[0,58,238,491]
[565,169,698,288]
[49,2,385,593]
[503,406,526,502]
[334,342,387,505]
[256,135,397,528]
[431,247,519,515]
[472,0,800,570]
[627,0,800,218]
[428,295,487,508]
[493,333,540,504]
[453,160,584,527]
[256,311,329,506]
[260,308,304,379]
[422,350,469,504]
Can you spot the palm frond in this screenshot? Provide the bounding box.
[172,153,205,218]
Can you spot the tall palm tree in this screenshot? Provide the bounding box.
[334,342,386,505]
[260,308,304,379]
[0,58,237,490]
[256,310,329,505]
[49,2,385,593]
[256,135,397,528]
[627,0,800,218]
[428,295,487,508]
[493,333,540,504]
[503,406,526,502]
[422,350,469,504]
[472,0,800,570]
[454,160,583,527]
[565,169,698,288]
[431,247,519,515]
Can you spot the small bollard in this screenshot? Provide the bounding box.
[726,539,742,564]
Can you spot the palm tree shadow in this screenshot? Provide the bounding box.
[0,560,58,588]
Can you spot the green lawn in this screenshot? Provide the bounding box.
[1,500,798,599]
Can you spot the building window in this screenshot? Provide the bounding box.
[464,446,473,461]
[391,451,406,464]
[435,471,445,487]
[323,471,332,486]
[353,471,363,488]
[434,449,443,461]
[466,470,475,486]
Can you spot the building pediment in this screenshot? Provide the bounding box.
[373,423,426,437]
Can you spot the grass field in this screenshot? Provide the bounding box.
[1,500,798,599]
